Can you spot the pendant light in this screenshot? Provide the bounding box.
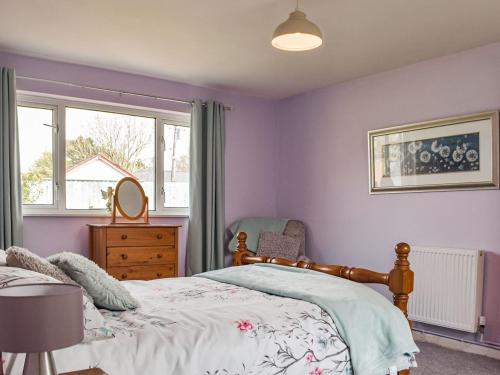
[271,0,323,51]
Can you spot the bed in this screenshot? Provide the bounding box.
[2,232,417,375]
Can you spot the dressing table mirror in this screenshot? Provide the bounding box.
[112,177,149,224]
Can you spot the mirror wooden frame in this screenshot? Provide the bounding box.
[112,177,149,224]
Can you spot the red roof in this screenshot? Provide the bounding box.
[66,154,137,179]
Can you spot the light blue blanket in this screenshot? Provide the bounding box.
[198,264,419,375]
[228,217,289,252]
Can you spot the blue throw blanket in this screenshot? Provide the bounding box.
[228,217,289,252]
[198,264,419,375]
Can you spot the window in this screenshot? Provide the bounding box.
[18,94,190,215]
[18,105,56,206]
[65,108,156,210]
[163,123,190,208]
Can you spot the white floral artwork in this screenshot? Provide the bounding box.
[369,111,499,192]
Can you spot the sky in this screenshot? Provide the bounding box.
[18,105,53,173]
[18,105,189,173]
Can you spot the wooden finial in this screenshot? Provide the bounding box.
[237,232,247,252]
[395,242,410,268]
[233,232,251,266]
[389,242,414,321]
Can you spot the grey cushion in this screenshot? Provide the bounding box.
[256,232,301,260]
[6,246,84,290]
[48,252,138,311]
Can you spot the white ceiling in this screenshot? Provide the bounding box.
[1,0,500,99]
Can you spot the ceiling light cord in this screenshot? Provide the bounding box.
[296,0,300,11]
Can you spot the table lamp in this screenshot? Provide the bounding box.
[0,283,84,375]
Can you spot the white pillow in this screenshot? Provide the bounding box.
[0,250,6,266]
[0,266,113,342]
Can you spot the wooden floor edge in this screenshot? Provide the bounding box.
[413,331,500,360]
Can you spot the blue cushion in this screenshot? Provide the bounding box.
[48,252,138,311]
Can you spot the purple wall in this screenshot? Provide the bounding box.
[2,43,499,344]
[276,42,500,345]
[0,52,280,275]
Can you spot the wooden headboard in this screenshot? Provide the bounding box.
[232,232,414,320]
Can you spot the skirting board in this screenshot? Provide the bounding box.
[413,331,500,360]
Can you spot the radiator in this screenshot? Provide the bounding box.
[408,246,484,332]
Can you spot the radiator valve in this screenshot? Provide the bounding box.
[478,316,486,342]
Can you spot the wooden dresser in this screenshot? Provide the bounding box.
[88,224,180,281]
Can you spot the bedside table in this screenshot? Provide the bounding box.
[61,369,107,375]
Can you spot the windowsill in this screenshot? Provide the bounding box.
[23,210,189,218]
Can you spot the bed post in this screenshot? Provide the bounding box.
[389,243,414,323]
[233,232,251,266]
[390,243,414,375]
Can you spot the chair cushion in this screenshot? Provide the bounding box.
[49,252,139,311]
[256,232,301,260]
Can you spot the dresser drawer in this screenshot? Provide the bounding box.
[107,227,175,247]
[108,264,176,281]
[107,246,176,267]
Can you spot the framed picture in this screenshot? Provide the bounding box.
[368,111,499,193]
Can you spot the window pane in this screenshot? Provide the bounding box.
[65,108,155,210]
[18,105,54,205]
[164,124,189,208]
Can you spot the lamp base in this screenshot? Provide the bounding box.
[23,352,58,375]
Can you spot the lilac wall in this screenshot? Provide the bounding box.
[276,43,500,345]
[3,43,500,344]
[0,52,280,275]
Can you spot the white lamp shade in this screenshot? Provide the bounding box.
[272,10,323,51]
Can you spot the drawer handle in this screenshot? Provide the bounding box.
[157,253,163,258]
[121,234,128,240]
[121,273,128,279]
[157,234,163,239]
[157,272,162,277]
[121,254,128,260]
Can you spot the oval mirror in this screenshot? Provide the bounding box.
[113,177,148,222]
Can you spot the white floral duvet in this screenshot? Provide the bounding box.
[5,276,352,375]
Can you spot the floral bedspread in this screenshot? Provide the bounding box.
[5,277,352,375]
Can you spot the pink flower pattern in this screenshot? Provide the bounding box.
[236,320,254,332]
[305,352,314,363]
[308,367,323,375]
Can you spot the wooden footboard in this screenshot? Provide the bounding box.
[232,232,414,375]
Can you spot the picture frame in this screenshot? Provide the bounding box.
[368,111,499,193]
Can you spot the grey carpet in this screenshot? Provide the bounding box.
[413,341,500,374]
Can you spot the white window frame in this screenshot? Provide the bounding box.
[18,92,190,217]
[17,100,59,210]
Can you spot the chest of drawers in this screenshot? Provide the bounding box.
[88,224,180,281]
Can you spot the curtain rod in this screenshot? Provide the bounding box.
[16,75,232,111]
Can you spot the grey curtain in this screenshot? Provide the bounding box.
[0,67,23,248]
[187,100,225,275]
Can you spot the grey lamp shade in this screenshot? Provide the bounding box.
[0,283,84,353]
